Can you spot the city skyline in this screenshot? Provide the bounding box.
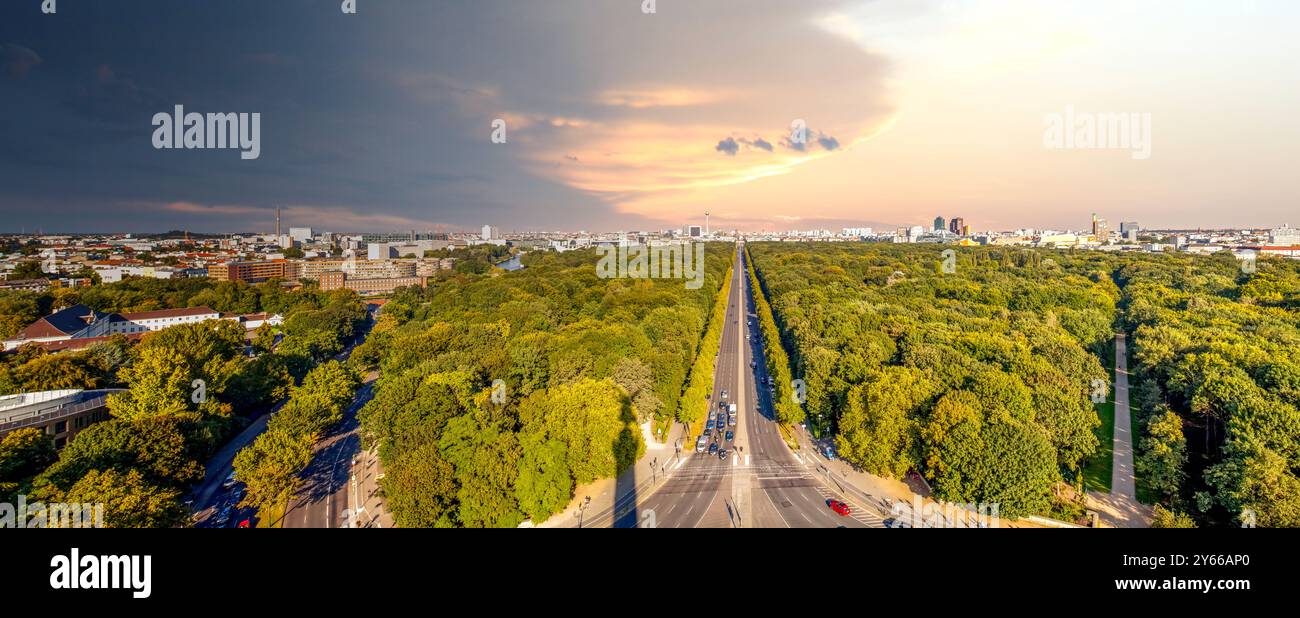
[3,1,1299,234]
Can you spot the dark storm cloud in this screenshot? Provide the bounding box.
[0,0,888,233]
[818,134,841,151]
[716,137,740,156]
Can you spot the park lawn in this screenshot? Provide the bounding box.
[1083,337,1117,493]
[1084,398,1115,493]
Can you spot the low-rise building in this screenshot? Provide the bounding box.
[319,271,426,295]
[208,260,300,283]
[0,389,122,448]
[2,304,222,351]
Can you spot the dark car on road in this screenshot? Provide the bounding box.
[708,443,719,456]
[724,430,734,442]
[718,449,729,461]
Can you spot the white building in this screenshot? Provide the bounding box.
[289,227,314,243]
[482,225,500,241]
[1270,225,1300,246]
[2,305,222,351]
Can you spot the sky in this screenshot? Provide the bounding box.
[1,0,1298,234]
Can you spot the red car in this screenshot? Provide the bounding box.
[828,500,851,516]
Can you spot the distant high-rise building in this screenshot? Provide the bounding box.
[687,225,703,238]
[949,217,966,236]
[482,225,500,241]
[1120,221,1140,234]
[289,227,313,243]
[934,217,946,233]
[275,207,282,238]
[1092,214,1110,241]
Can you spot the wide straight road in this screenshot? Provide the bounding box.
[282,379,375,529]
[737,244,879,529]
[606,246,748,528]
[603,242,881,528]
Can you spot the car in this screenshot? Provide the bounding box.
[222,470,238,489]
[214,505,233,527]
[728,414,737,427]
[721,390,728,400]
[706,419,716,431]
[724,430,734,442]
[750,360,757,368]
[708,443,719,455]
[828,499,852,516]
[720,400,729,411]
[237,518,252,529]
[822,446,836,460]
[718,449,729,461]
[695,435,709,453]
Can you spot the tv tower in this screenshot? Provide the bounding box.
[705,212,710,236]
[276,207,282,237]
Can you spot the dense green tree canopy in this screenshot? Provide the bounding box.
[358,246,729,526]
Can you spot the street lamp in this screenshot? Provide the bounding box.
[576,496,591,529]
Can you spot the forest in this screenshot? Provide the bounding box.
[353,245,731,527]
[1115,251,1300,526]
[747,242,1300,525]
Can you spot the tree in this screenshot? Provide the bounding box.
[10,261,48,281]
[611,357,661,423]
[519,378,643,486]
[0,428,57,499]
[15,353,99,392]
[971,421,1058,518]
[439,415,524,528]
[836,367,928,479]
[515,437,572,523]
[37,415,207,492]
[1149,504,1196,528]
[233,427,314,513]
[384,441,458,528]
[61,469,187,528]
[107,346,192,420]
[920,391,986,501]
[1135,407,1187,502]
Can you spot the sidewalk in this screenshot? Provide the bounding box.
[350,441,394,528]
[535,420,688,528]
[1086,333,1150,528]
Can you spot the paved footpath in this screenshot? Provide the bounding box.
[1088,333,1149,527]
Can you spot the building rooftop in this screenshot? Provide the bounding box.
[17,304,103,340]
[0,388,124,432]
[119,306,219,321]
